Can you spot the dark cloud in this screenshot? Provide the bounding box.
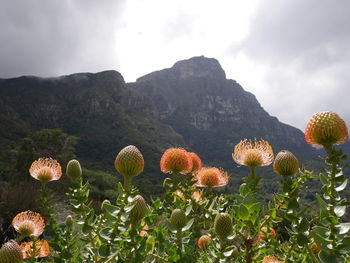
[232,0,350,129]
[0,0,126,78]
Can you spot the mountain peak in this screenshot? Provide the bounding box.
[172,56,226,80]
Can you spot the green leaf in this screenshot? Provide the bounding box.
[146,236,155,252]
[98,245,110,257]
[296,233,309,246]
[336,223,350,235]
[182,218,194,231]
[298,218,310,232]
[335,206,346,217]
[99,227,113,241]
[238,204,249,220]
[320,173,328,185]
[318,250,344,263]
[239,183,249,197]
[310,231,331,252]
[335,179,348,192]
[287,198,299,210]
[185,205,192,216]
[316,194,328,210]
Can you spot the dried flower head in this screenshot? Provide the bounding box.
[114,145,144,178]
[160,148,193,175]
[194,167,229,188]
[29,158,62,183]
[20,240,50,259]
[12,211,45,237]
[305,111,348,147]
[273,150,299,177]
[198,235,212,248]
[0,240,23,263]
[262,255,284,263]
[189,152,202,172]
[232,139,274,168]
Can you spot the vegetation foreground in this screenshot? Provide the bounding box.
[1,111,350,263]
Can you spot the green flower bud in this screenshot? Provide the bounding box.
[114,145,144,178]
[214,213,233,240]
[130,195,147,222]
[170,209,187,230]
[0,240,23,263]
[65,215,74,228]
[66,159,82,180]
[273,150,299,176]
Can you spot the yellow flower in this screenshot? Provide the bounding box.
[12,211,45,237]
[232,139,274,168]
[194,167,229,188]
[29,158,62,183]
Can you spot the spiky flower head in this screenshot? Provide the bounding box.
[194,167,229,188]
[12,211,45,237]
[214,213,233,240]
[114,145,144,178]
[173,188,204,204]
[170,209,187,230]
[20,240,50,259]
[130,195,147,222]
[232,139,274,168]
[305,111,348,147]
[257,227,276,242]
[273,150,299,176]
[0,240,22,263]
[189,152,202,172]
[198,235,212,248]
[29,158,62,183]
[262,255,284,263]
[66,159,82,180]
[160,148,193,175]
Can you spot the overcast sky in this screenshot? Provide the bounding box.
[1,0,349,131]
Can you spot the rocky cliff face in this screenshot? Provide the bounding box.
[128,56,317,169]
[0,71,185,181]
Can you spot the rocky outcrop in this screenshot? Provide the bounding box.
[128,56,317,169]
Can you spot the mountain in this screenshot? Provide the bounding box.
[0,71,185,193]
[0,56,322,195]
[127,56,318,170]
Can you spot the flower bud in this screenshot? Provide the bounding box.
[66,159,82,180]
[273,150,299,176]
[170,209,187,230]
[114,145,144,178]
[0,240,23,263]
[197,235,211,248]
[214,213,233,240]
[65,215,74,228]
[130,195,147,222]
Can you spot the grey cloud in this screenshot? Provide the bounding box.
[231,0,350,130]
[0,0,126,78]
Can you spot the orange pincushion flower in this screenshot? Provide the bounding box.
[194,167,228,188]
[232,139,274,168]
[305,111,348,147]
[160,148,193,174]
[20,240,50,259]
[198,235,212,248]
[29,158,62,183]
[12,211,45,237]
[262,255,284,263]
[256,227,276,242]
[189,152,202,172]
[173,188,204,204]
